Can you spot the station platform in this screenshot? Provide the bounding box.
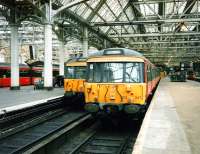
[133,78,200,154]
[0,86,63,113]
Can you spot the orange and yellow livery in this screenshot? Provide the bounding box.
[84,48,160,114]
[64,58,87,97]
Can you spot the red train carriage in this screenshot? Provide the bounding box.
[0,63,31,87]
[0,63,59,87]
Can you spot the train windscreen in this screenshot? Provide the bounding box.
[65,66,86,79]
[88,62,144,83]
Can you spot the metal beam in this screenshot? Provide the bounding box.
[53,0,89,17]
[91,18,200,26]
[130,40,200,45]
[109,32,200,38]
[130,0,189,4]
[132,46,200,49]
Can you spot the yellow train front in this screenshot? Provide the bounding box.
[84,48,160,114]
[64,58,87,100]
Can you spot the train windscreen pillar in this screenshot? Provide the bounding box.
[10,24,20,90]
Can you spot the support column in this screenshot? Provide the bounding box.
[82,27,88,57]
[44,1,53,90]
[59,40,64,76]
[10,25,20,90]
[44,23,53,90]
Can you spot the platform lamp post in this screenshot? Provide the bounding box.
[44,0,53,90]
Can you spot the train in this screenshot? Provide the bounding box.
[64,58,87,99]
[83,48,160,114]
[0,62,59,87]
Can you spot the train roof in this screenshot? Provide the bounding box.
[87,48,157,66]
[0,62,28,67]
[65,57,87,63]
[65,57,87,67]
[88,48,144,58]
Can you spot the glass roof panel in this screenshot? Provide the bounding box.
[119,13,127,21]
[70,3,81,12]
[86,0,101,9]
[98,4,115,21]
[91,15,103,22]
[125,6,134,20]
[81,8,92,18]
[165,1,186,15]
[106,0,121,17]
[74,3,87,15]
[191,1,198,13]
[140,3,158,16]
[100,26,110,33]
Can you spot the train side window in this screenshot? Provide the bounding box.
[5,70,10,78]
[33,70,42,77]
[147,65,152,81]
[0,69,4,77]
[20,70,29,77]
[152,68,155,79]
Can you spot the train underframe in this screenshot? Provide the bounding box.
[84,102,147,115]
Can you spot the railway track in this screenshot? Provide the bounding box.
[0,110,91,154]
[0,96,64,129]
[0,97,142,154]
[0,96,67,139]
[55,116,141,154]
[70,131,132,154]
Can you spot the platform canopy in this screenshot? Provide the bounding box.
[0,0,200,65]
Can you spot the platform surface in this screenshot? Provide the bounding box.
[0,86,64,109]
[133,77,200,154]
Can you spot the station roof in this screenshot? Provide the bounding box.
[0,0,200,65]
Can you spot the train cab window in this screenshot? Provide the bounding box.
[102,63,123,82]
[88,63,101,82]
[75,67,86,79]
[65,66,86,79]
[65,67,74,79]
[88,62,144,83]
[125,63,144,83]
